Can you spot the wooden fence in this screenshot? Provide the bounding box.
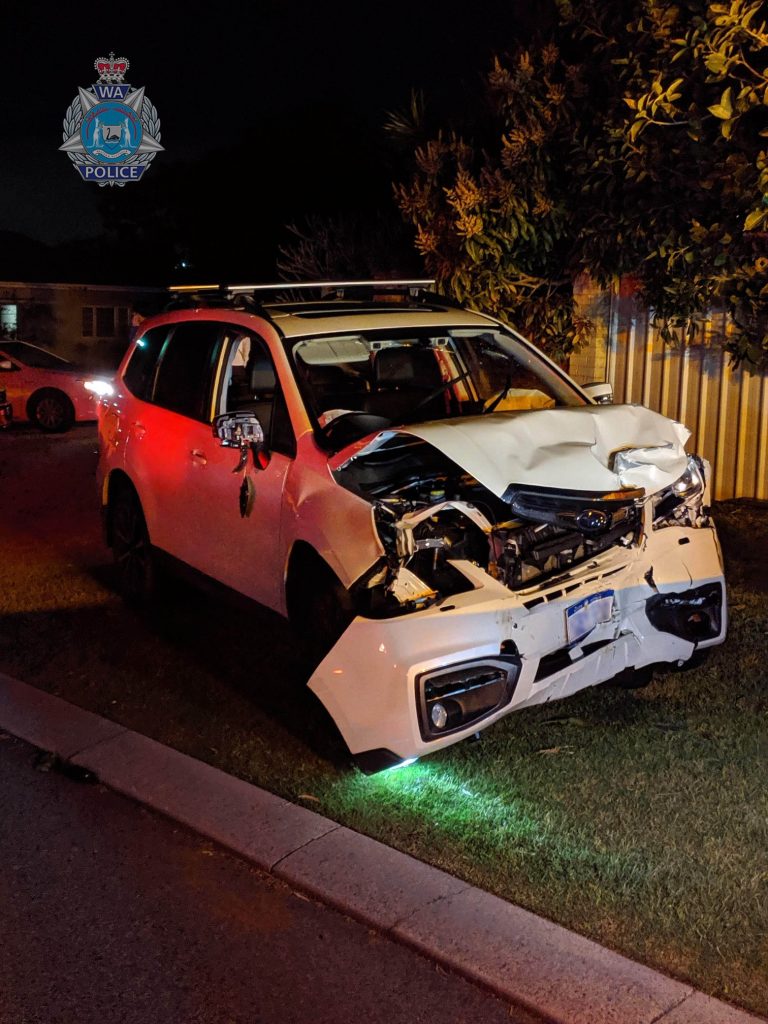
[568,281,768,501]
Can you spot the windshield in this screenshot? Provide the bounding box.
[0,342,71,370]
[290,327,585,433]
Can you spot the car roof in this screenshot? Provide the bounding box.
[260,301,497,338]
[166,281,501,338]
[0,339,68,359]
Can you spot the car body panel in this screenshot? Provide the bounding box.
[0,341,104,423]
[308,525,725,759]
[95,293,728,768]
[0,386,11,427]
[331,404,692,498]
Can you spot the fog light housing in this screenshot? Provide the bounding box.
[416,652,521,741]
[646,582,723,642]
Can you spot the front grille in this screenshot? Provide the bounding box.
[492,486,642,590]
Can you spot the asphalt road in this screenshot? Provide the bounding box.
[0,732,540,1024]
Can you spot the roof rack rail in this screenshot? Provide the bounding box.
[169,279,434,295]
[165,279,466,313]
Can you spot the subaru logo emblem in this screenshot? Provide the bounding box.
[575,508,611,533]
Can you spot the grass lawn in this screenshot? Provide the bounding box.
[1,428,766,1014]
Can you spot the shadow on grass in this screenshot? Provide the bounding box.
[715,499,768,595]
[0,564,352,774]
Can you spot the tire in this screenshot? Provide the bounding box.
[30,389,75,433]
[109,484,155,605]
[289,558,354,672]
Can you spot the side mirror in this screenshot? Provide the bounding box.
[583,381,613,405]
[0,360,14,371]
[213,411,265,472]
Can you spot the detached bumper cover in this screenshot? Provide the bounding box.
[308,525,726,764]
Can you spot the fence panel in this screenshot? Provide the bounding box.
[570,280,767,500]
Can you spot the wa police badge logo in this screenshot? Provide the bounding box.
[60,54,164,186]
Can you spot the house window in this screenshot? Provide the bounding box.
[96,308,115,337]
[82,305,131,338]
[82,307,94,337]
[0,304,17,338]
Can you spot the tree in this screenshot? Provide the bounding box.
[623,0,768,366]
[390,39,598,360]
[391,1,768,368]
[277,212,422,282]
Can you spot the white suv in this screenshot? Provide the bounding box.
[95,281,727,772]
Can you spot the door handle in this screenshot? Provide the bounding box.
[190,449,207,466]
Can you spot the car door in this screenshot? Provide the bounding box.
[142,320,291,613]
[0,351,30,419]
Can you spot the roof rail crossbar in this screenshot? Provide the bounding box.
[164,279,469,314]
[168,279,435,296]
[227,279,435,295]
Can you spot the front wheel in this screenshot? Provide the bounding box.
[110,485,155,605]
[290,567,354,672]
[30,389,75,432]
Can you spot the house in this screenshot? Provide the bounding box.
[0,280,165,371]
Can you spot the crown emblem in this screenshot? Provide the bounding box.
[94,52,130,83]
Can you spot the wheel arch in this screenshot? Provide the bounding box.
[103,469,141,548]
[26,386,75,423]
[284,540,347,627]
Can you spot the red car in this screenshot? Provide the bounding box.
[0,386,11,428]
[0,340,111,432]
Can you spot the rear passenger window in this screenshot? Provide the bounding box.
[153,322,223,421]
[123,326,168,401]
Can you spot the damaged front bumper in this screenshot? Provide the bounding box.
[308,524,726,772]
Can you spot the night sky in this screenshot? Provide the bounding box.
[1,1,534,279]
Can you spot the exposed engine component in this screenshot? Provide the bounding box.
[489,486,641,588]
[354,470,643,613]
[337,437,645,613]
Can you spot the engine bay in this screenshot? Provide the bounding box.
[335,436,643,614]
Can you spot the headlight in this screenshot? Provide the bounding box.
[83,379,114,397]
[653,455,708,529]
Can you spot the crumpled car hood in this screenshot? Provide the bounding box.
[333,404,691,497]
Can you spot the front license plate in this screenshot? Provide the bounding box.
[566,590,614,645]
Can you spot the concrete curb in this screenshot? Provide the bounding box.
[0,671,762,1024]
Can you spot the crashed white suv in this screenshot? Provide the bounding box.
[96,281,727,772]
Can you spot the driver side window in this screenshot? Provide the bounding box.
[223,333,295,458]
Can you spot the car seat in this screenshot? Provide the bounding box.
[365,346,446,423]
